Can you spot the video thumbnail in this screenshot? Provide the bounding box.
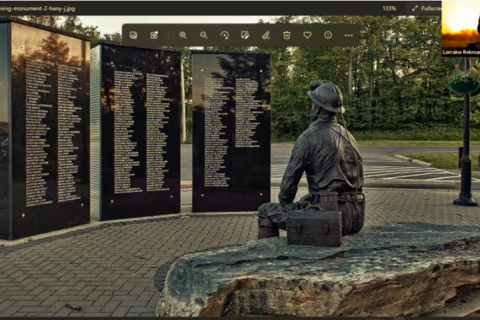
[442,1,480,56]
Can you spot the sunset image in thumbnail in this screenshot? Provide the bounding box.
[442,1,480,56]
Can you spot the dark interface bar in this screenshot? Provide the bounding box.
[0,1,441,15]
[405,2,442,15]
[122,24,359,47]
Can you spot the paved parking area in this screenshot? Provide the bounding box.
[1,188,480,317]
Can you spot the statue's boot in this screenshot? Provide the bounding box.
[258,227,279,239]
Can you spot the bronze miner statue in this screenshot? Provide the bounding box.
[257,80,365,241]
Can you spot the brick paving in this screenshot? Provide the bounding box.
[1,188,480,317]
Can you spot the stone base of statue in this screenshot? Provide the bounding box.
[156,222,480,317]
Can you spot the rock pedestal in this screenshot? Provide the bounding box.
[156,223,480,317]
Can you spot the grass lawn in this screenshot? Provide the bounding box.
[268,140,480,146]
[358,140,480,147]
[183,140,480,147]
[403,152,480,171]
[353,128,480,141]
[186,126,480,145]
[271,127,480,146]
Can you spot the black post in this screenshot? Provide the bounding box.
[454,57,478,206]
[459,147,463,169]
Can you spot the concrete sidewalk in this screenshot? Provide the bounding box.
[1,188,480,317]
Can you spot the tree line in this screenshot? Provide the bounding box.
[3,15,477,140]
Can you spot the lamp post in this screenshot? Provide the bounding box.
[454,56,478,206]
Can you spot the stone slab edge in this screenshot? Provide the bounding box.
[0,211,255,247]
[425,286,480,317]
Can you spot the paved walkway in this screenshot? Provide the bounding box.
[1,188,480,317]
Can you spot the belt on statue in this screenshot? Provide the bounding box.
[311,192,365,203]
[338,193,365,202]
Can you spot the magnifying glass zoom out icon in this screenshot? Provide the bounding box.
[200,31,207,39]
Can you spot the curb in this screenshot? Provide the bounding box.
[393,154,411,162]
[269,178,456,189]
[180,178,459,190]
[393,154,433,167]
[412,159,433,167]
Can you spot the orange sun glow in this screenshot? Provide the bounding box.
[442,1,480,34]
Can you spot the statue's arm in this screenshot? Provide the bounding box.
[278,135,310,205]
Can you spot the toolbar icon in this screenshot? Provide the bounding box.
[283,31,291,40]
[200,31,208,39]
[324,31,333,39]
[220,31,229,39]
[179,31,187,39]
[241,31,250,39]
[303,31,312,39]
[262,31,270,40]
[129,31,137,39]
[150,31,158,40]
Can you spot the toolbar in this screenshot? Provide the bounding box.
[122,24,359,47]
[0,2,441,15]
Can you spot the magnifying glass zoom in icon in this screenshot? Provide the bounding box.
[179,31,187,39]
[200,31,207,39]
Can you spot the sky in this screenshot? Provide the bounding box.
[77,16,277,35]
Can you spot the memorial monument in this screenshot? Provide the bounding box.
[191,51,271,212]
[0,18,90,240]
[90,42,181,221]
[155,81,478,317]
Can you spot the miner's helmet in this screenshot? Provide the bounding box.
[307,80,345,114]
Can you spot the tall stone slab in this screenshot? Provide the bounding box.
[191,51,271,212]
[90,42,181,221]
[0,18,90,240]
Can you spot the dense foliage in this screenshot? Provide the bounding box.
[256,16,480,139]
[448,62,480,84]
[5,15,480,140]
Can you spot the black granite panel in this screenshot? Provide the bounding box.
[191,52,271,212]
[5,21,90,240]
[95,44,181,220]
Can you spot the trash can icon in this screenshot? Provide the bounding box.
[283,31,291,40]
